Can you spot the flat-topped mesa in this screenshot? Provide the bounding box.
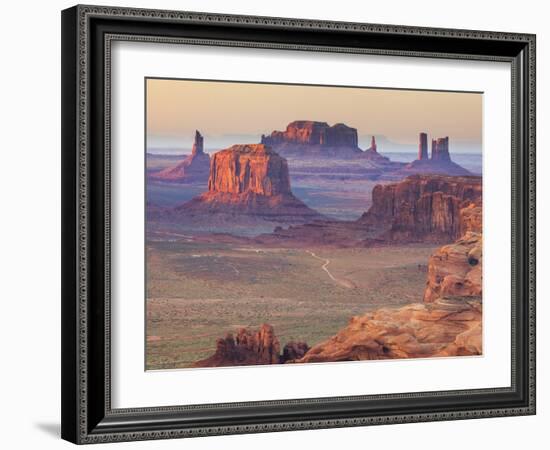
[359,174,482,243]
[260,120,363,158]
[176,144,324,223]
[261,120,358,147]
[149,130,210,183]
[418,132,429,160]
[431,136,450,161]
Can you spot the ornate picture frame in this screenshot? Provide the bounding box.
[61,5,536,444]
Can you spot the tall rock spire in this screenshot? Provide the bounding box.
[370,136,377,153]
[192,130,204,156]
[431,137,450,161]
[418,132,428,160]
[149,130,210,182]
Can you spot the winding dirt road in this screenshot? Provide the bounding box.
[306,250,356,289]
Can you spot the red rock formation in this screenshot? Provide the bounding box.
[423,232,482,303]
[459,202,482,235]
[360,175,482,242]
[262,120,358,147]
[176,144,323,223]
[360,135,393,165]
[260,120,363,158]
[418,132,428,160]
[297,297,482,363]
[281,341,310,363]
[207,144,291,196]
[431,136,450,161]
[191,129,204,155]
[399,136,471,176]
[192,324,281,367]
[192,324,310,367]
[149,130,210,183]
[369,136,377,152]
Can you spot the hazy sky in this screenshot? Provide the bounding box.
[146,78,482,153]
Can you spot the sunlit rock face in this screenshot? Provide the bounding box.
[176,144,323,223]
[207,144,292,196]
[359,174,482,243]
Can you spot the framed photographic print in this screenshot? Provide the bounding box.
[61,5,536,444]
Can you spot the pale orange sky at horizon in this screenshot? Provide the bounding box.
[146,78,482,152]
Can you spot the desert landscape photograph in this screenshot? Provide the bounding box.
[145,78,483,370]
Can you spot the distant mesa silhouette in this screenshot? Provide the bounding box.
[260,120,364,158]
[149,130,210,183]
[175,143,324,223]
[399,133,472,176]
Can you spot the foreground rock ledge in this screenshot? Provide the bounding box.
[298,296,482,363]
[192,297,481,368]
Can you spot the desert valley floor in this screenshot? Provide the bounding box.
[146,240,436,369]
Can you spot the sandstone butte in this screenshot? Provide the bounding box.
[398,133,472,176]
[149,130,210,183]
[192,175,483,367]
[261,120,392,163]
[360,174,482,242]
[259,174,483,247]
[175,143,323,223]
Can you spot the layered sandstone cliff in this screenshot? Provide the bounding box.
[176,144,323,223]
[360,174,482,242]
[149,130,210,183]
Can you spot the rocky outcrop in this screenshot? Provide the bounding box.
[399,134,471,176]
[423,232,482,303]
[176,144,324,223]
[192,324,309,367]
[459,202,482,235]
[360,175,482,243]
[260,121,363,158]
[361,135,392,164]
[297,297,482,363]
[418,132,428,160]
[262,120,359,147]
[431,137,450,161]
[149,130,210,183]
[281,341,310,363]
[207,144,291,196]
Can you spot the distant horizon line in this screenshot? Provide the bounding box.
[146,148,483,156]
